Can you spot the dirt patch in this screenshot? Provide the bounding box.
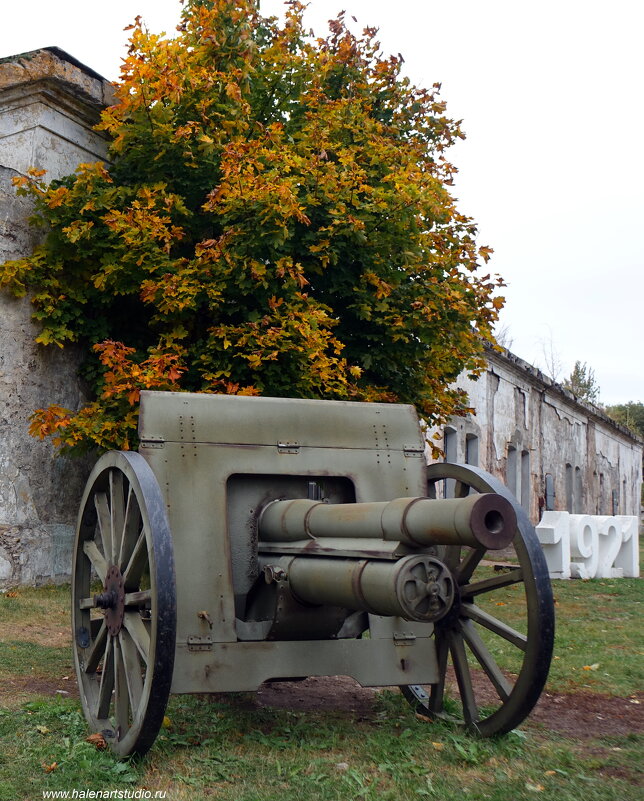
[529,690,643,739]
[257,675,377,716]
[0,675,78,708]
[255,675,644,739]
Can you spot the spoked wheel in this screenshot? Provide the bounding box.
[401,463,554,736]
[72,451,176,757]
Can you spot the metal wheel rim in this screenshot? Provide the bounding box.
[401,462,554,736]
[72,451,176,757]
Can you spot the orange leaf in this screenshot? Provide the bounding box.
[86,733,107,750]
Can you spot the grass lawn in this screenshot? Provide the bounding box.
[0,571,641,801]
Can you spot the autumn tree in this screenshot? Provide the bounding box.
[0,0,504,453]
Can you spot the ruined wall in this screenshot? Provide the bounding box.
[0,48,112,587]
[437,349,643,522]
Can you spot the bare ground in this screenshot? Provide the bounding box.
[1,668,641,739]
[256,675,644,739]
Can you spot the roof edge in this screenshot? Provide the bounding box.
[485,343,643,445]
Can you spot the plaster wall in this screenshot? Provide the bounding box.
[0,49,111,587]
[434,350,643,522]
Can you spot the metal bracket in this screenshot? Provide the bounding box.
[393,632,417,645]
[187,635,213,652]
[403,444,424,458]
[140,439,165,450]
[277,440,300,454]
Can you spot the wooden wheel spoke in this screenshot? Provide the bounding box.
[448,629,479,726]
[114,637,130,736]
[109,471,126,566]
[455,547,486,584]
[461,568,524,598]
[119,486,142,571]
[460,619,512,702]
[428,632,449,714]
[443,545,462,571]
[94,492,113,566]
[119,630,144,717]
[83,540,108,583]
[461,603,528,651]
[122,530,148,590]
[454,480,470,498]
[124,590,152,607]
[84,620,108,674]
[97,637,115,720]
[122,612,150,664]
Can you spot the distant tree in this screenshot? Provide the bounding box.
[538,331,562,383]
[494,322,514,351]
[604,402,644,439]
[563,361,600,403]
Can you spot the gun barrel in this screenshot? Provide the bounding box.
[259,493,516,550]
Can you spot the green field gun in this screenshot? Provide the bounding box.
[71,392,554,756]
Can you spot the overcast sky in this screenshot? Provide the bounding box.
[2,0,642,404]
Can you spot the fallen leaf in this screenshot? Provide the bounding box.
[544,770,556,776]
[36,725,50,734]
[582,663,600,671]
[525,782,544,792]
[5,591,18,598]
[86,733,107,750]
[42,762,58,773]
[415,712,432,723]
[431,742,444,751]
[162,716,172,728]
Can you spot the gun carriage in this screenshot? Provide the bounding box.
[71,391,554,756]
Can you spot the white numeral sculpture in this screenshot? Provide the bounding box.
[536,511,570,579]
[536,513,639,579]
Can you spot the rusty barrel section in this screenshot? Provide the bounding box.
[259,493,517,551]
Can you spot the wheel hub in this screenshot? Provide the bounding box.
[94,565,125,635]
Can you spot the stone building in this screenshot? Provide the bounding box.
[0,48,640,589]
[433,347,643,522]
[0,48,112,586]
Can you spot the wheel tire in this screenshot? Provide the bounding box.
[401,462,555,736]
[72,451,176,757]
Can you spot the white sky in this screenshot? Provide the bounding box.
[1,0,642,404]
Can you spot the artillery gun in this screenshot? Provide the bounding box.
[71,392,554,756]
